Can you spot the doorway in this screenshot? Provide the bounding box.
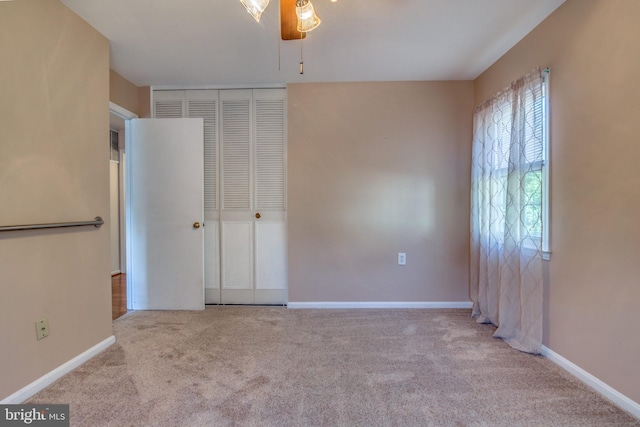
[109,102,138,318]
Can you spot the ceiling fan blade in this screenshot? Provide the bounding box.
[280,0,305,40]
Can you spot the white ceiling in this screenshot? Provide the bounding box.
[61,0,565,87]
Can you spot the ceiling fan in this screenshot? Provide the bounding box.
[240,0,322,40]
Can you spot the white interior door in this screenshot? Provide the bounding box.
[128,118,205,310]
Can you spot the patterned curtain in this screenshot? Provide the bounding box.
[470,68,545,354]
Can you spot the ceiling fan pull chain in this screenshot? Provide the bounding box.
[299,34,304,74]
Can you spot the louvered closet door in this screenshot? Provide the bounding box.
[220,89,287,304]
[154,90,186,118]
[220,89,254,303]
[253,89,287,305]
[186,90,220,304]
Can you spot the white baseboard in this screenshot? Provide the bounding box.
[541,345,640,419]
[1,336,116,404]
[111,270,121,276]
[287,301,473,309]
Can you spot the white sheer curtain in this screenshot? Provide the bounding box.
[470,68,545,354]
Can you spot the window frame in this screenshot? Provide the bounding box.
[521,69,550,260]
[541,70,550,260]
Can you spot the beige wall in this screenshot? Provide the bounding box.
[108,70,150,118]
[137,86,152,119]
[288,82,473,302]
[0,0,112,400]
[475,0,640,403]
[109,69,139,115]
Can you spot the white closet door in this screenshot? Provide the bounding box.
[150,88,287,305]
[254,89,287,304]
[187,90,220,303]
[220,89,255,303]
[154,90,186,118]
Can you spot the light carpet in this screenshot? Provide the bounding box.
[28,307,639,426]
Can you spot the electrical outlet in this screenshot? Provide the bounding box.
[398,252,406,265]
[36,318,49,340]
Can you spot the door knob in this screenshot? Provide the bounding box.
[193,222,201,229]
[255,213,261,219]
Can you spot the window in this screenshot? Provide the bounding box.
[471,67,550,260]
[521,70,549,259]
[541,72,550,259]
[523,70,550,259]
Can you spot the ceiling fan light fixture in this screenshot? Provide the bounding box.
[296,0,321,33]
[240,0,270,22]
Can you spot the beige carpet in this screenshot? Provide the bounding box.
[28,307,639,426]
